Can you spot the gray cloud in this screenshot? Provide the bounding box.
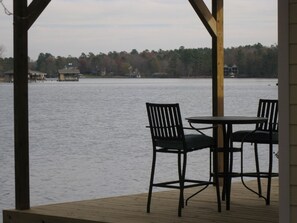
[0,0,277,60]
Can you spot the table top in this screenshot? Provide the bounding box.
[186,116,267,125]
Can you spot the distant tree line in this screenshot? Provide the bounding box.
[0,43,278,78]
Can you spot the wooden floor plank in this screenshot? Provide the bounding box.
[3,179,278,223]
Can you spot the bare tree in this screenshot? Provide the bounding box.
[0,45,4,58]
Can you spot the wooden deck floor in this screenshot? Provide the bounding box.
[3,179,278,223]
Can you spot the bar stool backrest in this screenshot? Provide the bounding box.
[256,99,278,132]
[146,103,185,147]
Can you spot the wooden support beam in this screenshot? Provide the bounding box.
[212,0,224,173]
[27,0,51,30]
[13,0,51,210]
[189,0,217,37]
[189,0,224,175]
[189,0,224,115]
[13,0,30,210]
[212,0,224,117]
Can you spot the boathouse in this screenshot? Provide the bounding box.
[28,70,47,81]
[3,69,46,82]
[224,64,238,77]
[58,67,80,81]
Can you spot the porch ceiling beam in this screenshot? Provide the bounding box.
[27,0,51,30]
[189,0,217,37]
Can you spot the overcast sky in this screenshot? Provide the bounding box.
[0,0,277,60]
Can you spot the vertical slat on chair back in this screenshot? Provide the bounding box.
[256,99,278,132]
[146,103,184,142]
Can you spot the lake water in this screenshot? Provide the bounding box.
[0,78,278,221]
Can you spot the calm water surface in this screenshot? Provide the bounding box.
[0,78,278,221]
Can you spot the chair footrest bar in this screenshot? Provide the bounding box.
[211,172,242,178]
[242,172,279,178]
[153,179,213,189]
[212,147,242,153]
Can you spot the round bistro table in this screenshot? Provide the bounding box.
[186,116,267,210]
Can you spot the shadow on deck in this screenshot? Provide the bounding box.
[3,179,278,223]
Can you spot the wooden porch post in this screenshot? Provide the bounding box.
[212,0,224,117]
[212,0,224,149]
[14,0,30,210]
[13,0,51,210]
[212,0,224,173]
[189,0,224,170]
[188,0,224,120]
